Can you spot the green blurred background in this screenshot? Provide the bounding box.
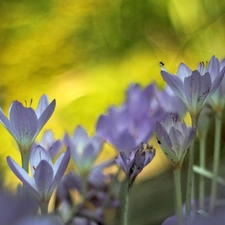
[0,0,225,223]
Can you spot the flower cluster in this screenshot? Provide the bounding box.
[0,55,225,224]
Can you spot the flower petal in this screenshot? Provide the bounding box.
[7,156,38,196]
[73,126,89,154]
[35,94,49,118]
[48,148,70,196]
[9,101,39,150]
[30,146,52,176]
[34,160,54,201]
[36,99,56,137]
[161,71,186,103]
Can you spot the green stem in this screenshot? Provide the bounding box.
[209,115,222,213]
[199,136,206,209]
[40,201,48,214]
[21,153,29,173]
[185,115,197,219]
[173,168,183,225]
[124,187,131,225]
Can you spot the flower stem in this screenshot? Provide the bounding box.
[199,136,206,209]
[209,114,222,213]
[173,168,183,225]
[124,186,131,225]
[21,153,29,173]
[40,202,48,214]
[185,115,197,219]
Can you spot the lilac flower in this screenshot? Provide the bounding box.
[96,106,154,152]
[115,142,155,189]
[161,62,225,117]
[0,189,38,225]
[0,94,56,154]
[33,130,62,159]
[197,56,225,113]
[15,216,63,225]
[7,145,70,203]
[155,114,196,169]
[64,126,103,175]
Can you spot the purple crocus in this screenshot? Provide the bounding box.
[0,94,56,155]
[155,114,196,169]
[96,106,154,152]
[161,62,225,117]
[33,130,62,159]
[64,126,103,175]
[7,145,70,204]
[115,142,155,189]
[198,56,225,114]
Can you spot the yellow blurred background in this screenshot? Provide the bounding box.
[0,0,225,188]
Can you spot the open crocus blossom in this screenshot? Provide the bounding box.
[64,125,103,175]
[161,63,225,117]
[7,145,70,203]
[0,94,56,155]
[155,114,196,169]
[115,142,155,189]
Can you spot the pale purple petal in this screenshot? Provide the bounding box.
[73,126,89,154]
[34,160,54,200]
[30,146,52,176]
[48,148,70,196]
[36,99,56,136]
[0,108,18,141]
[7,156,38,196]
[36,94,50,118]
[208,55,220,81]
[210,67,225,96]
[10,101,39,148]
[161,71,186,103]
[113,130,136,152]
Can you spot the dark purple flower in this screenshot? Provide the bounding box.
[115,142,155,189]
[0,94,56,154]
[161,63,225,117]
[64,126,103,175]
[155,114,196,168]
[7,145,70,203]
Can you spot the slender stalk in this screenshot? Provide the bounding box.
[40,201,48,214]
[209,114,222,212]
[199,136,206,209]
[124,186,131,225]
[185,115,197,219]
[21,153,29,173]
[173,168,183,225]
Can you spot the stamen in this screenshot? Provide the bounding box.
[33,166,36,171]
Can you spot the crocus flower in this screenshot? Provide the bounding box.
[96,106,154,152]
[7,145,70,203]
[64,126,103,175]
[0,94,56,155]
[155,114,196,169]
[33,130,62,159]
[115,142,155,189]
[161,62,225,117]
[197,56,225,114]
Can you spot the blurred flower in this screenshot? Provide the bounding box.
[7,145,70,203]
[0,189,38,225]
[0,94,56,154]
[197,56,225,114]
[115,142,155,189]
[161,63,225,117]
[96,106,154,152]
[33,130,63,159]
[64,126,103,175]
[155,114,196,169]
[15,216,63,225]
